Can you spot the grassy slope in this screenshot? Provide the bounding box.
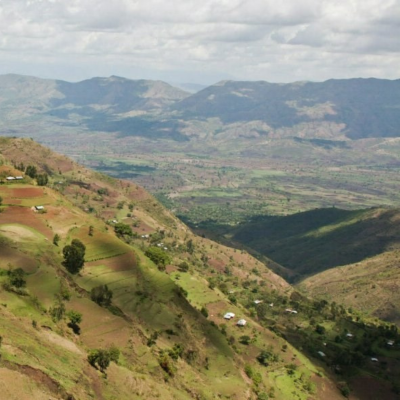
[298,250,400,325]
[0,137,352,400]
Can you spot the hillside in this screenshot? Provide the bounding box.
[1,138,399,399]
[298,251,400,325]
[229,207,400,277]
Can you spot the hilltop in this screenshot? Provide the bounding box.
[1,138,399,399]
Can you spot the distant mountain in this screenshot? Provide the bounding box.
[173,82,208,93]
[1,74,399,141]
[173,78,400,139]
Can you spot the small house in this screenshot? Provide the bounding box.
[224,312,235,320]
[6,176,15,181]
[254,300,263,305]
[15,176,23,180]
[318,351,326,357]
[35,206,44,211]
[285,308,292,313]
[291,310,298,314]
[269,303,274,307]
[371,357,379,362]
[387,340,395,346]
[237,319,247,326]
[346,333,353,338]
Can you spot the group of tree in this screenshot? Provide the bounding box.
[62,239,86,274]
[145,246,171,268]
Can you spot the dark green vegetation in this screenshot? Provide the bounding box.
[226,207,400,277]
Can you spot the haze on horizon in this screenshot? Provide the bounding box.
[0,0,399,85]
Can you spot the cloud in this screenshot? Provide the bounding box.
[0,0,399,84]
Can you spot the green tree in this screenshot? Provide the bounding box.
[145,246,171,266]
[7,268,26,288]
[200,306,208,318]
[239,335,251,345]
[25,165,37,178]
[67,310,82,334]
[49,299,66,322]
[53,233,60,246]
[62,239,86,274]
[178,261,189,272]
[36,173,48,186]
[88,349,111,373]
[0,196,3,206]
[114,222,132,237]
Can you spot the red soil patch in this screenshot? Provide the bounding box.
[208,258,226,272]
[165,265,178,274]
[12,188,44,198]
[0,206,53,240]
[87,252,137,272]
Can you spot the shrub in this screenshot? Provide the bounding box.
[91,285,113,307]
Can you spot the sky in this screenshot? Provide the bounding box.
[0,0,399,85]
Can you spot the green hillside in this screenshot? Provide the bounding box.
[1,138,399,399]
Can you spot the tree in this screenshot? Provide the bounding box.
[36,173,48,186]
[91,285,113,307]
[67,310,82,334]
[62,239,86,274]
[239,335,251,345]
[114,222,132,237]
[178,261,189,272]
[0,196,3,206]
[88,349,111,373]
[25,165,37,178]
[88,226,94,236]
[145,246,171,266]
[8,268,26,288]
[200,306,208,318]
[53,233,60,246]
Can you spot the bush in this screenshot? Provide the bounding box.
[7,268,26,288]
[200,306,209,318]
[91,285,113,307]
[178,261,189,272]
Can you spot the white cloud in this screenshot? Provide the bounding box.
[0,0,399,84]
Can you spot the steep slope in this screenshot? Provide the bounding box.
[2,138,399,399]
[298,251,400,325]
[0,137,351,400]
[230,207,400,277]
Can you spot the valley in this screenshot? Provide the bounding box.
[1,74,400,399]
[0,138,399,399]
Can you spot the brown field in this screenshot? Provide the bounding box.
[12,187,44,198]
[0,207,53,239]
